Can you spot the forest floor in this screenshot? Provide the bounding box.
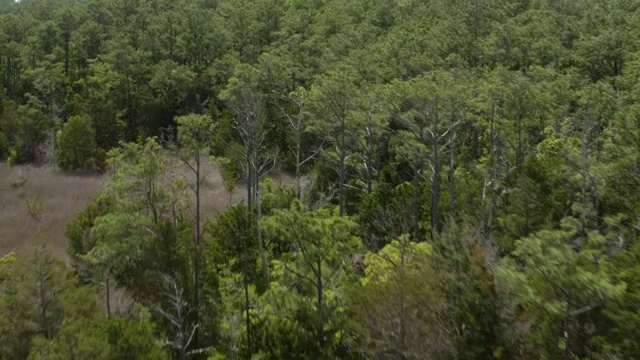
[0,161,294,261]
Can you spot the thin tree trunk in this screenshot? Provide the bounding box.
[449,127,456,214]
[517,115,523,176]
[257,187,269,284]
[431,146,440,240]
[105,268,111,318]
[339,128,346,216]
[316,262,324,348]
[38,265,49,339]
[244,152,253,355]
[563,305,572,360]
[412,166,420,242]
[64,39,70,77]
[579,131,590,237]
[247,155,252,211]
[431,105,440,240]
[295,130,302,200]
[399,277,406,358]
[483,101,498,267]
[244,268,251,356]
[193,155,201,347]
[366,118,374,194]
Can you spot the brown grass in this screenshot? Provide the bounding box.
[0,163,104,259]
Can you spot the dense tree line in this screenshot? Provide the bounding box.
[2,0,640,358]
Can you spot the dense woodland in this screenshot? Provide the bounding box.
[2,0,640,358]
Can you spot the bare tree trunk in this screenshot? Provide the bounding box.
[284,88,315,202]
[399,278,406,359]
[247,154,252,211]
[578,127,594,238]
[294,99,304,201]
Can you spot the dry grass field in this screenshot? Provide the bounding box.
[0,163,104,259]
[0,161,294,260]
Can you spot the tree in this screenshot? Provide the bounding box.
[175,113,214,348]
[4,100,50,164]
[56,114,97,170]
[309,66,360,216]
[220,63,276,287]
[105,137,169,225]
[29,302,167,360]
[0,247,164,360]
[391,72,463,241]
[497,223,625,359]
[350,235,455,359]
[155,275,198,360]
[281,86,320,201]
[83,212,155,318]
[262,201,362,356]
[206,204,259,356]
[149,61,196,130]
[0,252,38,359]
[352,83,390,195]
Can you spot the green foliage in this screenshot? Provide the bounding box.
[0,248,164,360]
[0,100,49,163]
[28,303,167,360]
[105,137,171,222]
[65,194,116,285]
[6,0,640,357]
[206,204,258,277]
[176,113,214,156]
[357,182,416,249]
[56,114,97,170]
[497,223,625,358]
[350,235,454,359]
[257,201,363,357]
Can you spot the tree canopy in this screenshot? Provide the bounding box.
[3,0,640,358]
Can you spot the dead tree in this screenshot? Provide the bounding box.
[156,275,199,360]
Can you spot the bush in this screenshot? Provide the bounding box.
[56,115,97,170]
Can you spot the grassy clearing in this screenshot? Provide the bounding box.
[0,163,104,259]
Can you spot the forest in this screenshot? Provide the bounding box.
[1,0,640,358]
